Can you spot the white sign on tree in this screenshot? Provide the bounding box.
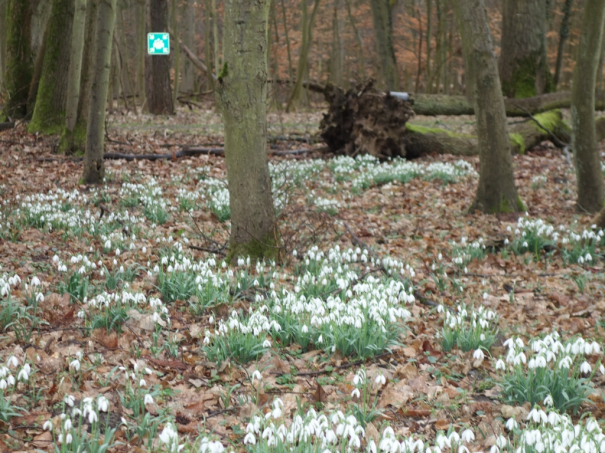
[147,33,170,55]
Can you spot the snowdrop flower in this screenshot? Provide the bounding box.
[7,356,18,368]
[17,363,30,382]
[243,433,256,445]
[495,359,505,370]
[144,394,154,405]
[461,429,474,443]
[159,423,179,449]
[580,361,592,374]
[43,420,52,431]
[139,379,147,387]
[262,340,271,348]
[505,418,518,430]
[0,380,6,390]
[64,395,75,407]
[374,374,386,386]
[251,370,262,383]
[97,396,109,412]
[64,418,73,430]
[351,388,360,398]
[473,349,485,362]
[31,276,41,286]
[88,410,98,424]
[543,394,554,407]
[600,364,605,375]
[69,359,80,372]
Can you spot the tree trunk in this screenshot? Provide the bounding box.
[592,205,605,228]
[454,0,523,213]
[412,90,605,117]
[499,0,553,98]
[0,0,7,93]
[217,0,279,261]
[571,0,605,213]
[1,0,33,120]
[137,0,146,103]
[369,0,399,91]
[26,21,47,117]
[285,0,321,112]
[204,0,215,91]
[83,0,117,184]
[553,0,573,88]
[59,0,87,154]
[28,0,74,135]
[328,0,343,86]
[170,0,180,105]
[180,0,195,93]
[145,0,173,114]
[344,0,365,81]
[280,0,293,79]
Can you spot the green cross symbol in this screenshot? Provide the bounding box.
[147,33,170,55]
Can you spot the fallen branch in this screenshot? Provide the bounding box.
[0,122,15,132]
[103,148,225,160]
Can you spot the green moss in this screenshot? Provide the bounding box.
[517,195,527,212]
[510,133,525,154]
[58,121,87,155]
[501,55,554,99]
[491,195,526,214]
[406,123,475,139]
[226,231,280,263]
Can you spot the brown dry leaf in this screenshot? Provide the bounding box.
[31,431,52,449]
[378,380,414,409]
[93,329,118,349]
[435,419,451,430]
[393,362,418,380]
[313,382,328,403]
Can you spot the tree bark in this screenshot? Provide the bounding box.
[571,0,605,213]
[28,0,74,134]
[344,0,365,81]
[412,90,605,117]
[328,0,343,86]
[1,0,33,120]
[217,0,279,261]
[59,0,87,154]
[137,0,146,103]
[179,0,195,93]
[369,0,399,91]
[145,0,173,114]
[553,0,573,88]
[204,0,215,92]
[170,0,180,105]
[83,0,116,184]
[499,0,553,98]
[454,0,522,213]
[0,0,7,93]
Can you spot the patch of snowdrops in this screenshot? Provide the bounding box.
[439,302,499,353]
[495,331,603,413]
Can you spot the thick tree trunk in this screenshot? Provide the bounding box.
[454,0,523,213]
[285,0,321,112]
[28,0,74,135]
[499,0,553,98]
[83,0,116,184]
[217,0,279,262]
[59,0,87,154]
[145,0,173,114]
[1,0,33,120]
[554,0,573,88]
[571,0,605,213]
[137,0,146,103]
[170,0,180,105]
[179,0,195,93]
[412,90,605,117]
[592,205,605,228]
[369,0,399,91]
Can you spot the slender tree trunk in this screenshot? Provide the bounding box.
[171,0,180,105]
[426,0,432,90]
[26,23,47,117]
[369,0,399,91]
[180,0,195,92]
[0,0,7,93]
[280,0,293,79]
[285,0,321,112]
[454,0,523,214]
[329,0,343,86]
[553,0,573,88]
[84,0,117,184]
[212,0,219,73]
[137,0,146,104]
[145,0,174,114]
[344,0,365,80]
[499,0,553,98]
[2,0,33,120]
[117,4,136,113]
[59,0,87,154]
[571,0,605,213]
[204,0,215,91]
[217,0,279,261]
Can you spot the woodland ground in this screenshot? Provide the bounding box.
[0,106,605,452]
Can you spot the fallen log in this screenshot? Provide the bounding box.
[403,110,571,157]
[412,91,605,117]
[0,122,15,132]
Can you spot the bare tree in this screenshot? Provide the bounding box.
[83,0,117,184]
[145,0,173,114]
[369,0,399,91]
[571,0,605,213]
[217,0,279,261]
[454,0,523,213]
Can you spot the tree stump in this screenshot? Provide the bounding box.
[319,80,414,159]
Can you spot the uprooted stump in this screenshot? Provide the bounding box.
[319,80,415,159]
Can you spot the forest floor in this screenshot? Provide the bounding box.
[0,107,604,452]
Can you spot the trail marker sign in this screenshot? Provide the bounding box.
[147,33,170,55]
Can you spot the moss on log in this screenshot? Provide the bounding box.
[404,110,571,156]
